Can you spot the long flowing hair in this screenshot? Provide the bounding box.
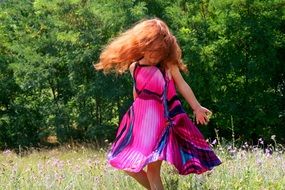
[94,18,187,73]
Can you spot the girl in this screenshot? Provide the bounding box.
[95,18,221,190]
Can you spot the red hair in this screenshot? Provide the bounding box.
[94,18,187,73]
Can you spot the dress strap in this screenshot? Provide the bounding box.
[136,62,153,67]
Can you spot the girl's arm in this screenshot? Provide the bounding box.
[132,86,137,100]
[129,62,137,100]
[169,65,212,125]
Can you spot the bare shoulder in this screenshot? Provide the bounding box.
[129,62,137,76]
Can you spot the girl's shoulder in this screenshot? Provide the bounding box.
[166,64,180,80]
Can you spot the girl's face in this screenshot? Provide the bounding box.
[144,51,158,65]
[143,48,164,65]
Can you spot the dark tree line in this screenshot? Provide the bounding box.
[0,0,284,149]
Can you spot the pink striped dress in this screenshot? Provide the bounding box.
[107,62,222,175]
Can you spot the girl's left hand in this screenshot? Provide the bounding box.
[194,106,212,125]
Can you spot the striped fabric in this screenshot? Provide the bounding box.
[107,62,222,175]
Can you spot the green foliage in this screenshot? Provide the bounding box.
[165,0,285,141]
[0,0,284,148]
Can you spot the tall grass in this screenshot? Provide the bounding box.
[0,142,284,190]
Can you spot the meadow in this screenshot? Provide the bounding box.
[0,141,284,190]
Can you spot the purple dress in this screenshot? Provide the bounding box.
[107,62,222,175]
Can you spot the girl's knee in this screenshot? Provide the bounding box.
[147,160,162,176]
[148,160,162,169]
[124,170,142,177]
[125,170,135,176]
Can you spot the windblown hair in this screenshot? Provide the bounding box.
[94,18,187,74]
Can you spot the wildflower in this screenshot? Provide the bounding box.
[256,159,262,166]
[51,158,64,169]
[227,146,237,157]
[258,138,264,145]
[86,159,93,167]
[265,147,273,157]
[3,149,12,155]
[253,145,258,152]
[74,164,81,174]
[52,158,60,167]
[242,142,249,150]
[37,162,44,172]
[55,173,65,182]
[66,160,72,166]
[239,150,246,158]
[211,139,217,145]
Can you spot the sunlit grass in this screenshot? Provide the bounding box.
[0,143,284,190]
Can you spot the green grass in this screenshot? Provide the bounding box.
[0,144,284,190]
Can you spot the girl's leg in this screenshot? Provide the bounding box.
[124,170,151,189]
[147,160,164,190]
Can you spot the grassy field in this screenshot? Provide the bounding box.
[0,143,284,190]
